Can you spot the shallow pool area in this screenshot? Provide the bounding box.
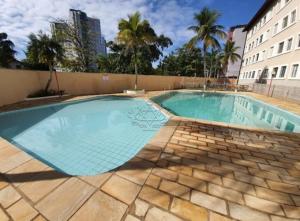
[152,92,300,133]
[0,96,168,175]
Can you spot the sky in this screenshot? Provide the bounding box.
[0,0,264,60]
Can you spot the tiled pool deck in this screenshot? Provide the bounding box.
[0,91,300,221]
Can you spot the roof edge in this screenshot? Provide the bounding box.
[244,0,276,32]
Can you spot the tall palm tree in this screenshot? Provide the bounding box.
[187,7,226,88]
[117,12,157,90]
[27,32,64,92]
[0,33,16,68]
[220,40,241,74]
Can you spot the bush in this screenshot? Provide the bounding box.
[28,89,64,98]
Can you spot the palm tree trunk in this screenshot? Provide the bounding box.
[203,47,207,90]
[45,64,53,93]
[134,51,138,90]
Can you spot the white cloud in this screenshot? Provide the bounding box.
[0,0,214,59]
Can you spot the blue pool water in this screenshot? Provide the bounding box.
[152,92,300,133]
[0,96,168,175]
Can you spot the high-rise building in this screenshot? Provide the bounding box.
[225,25,247,78]
[51,9,107,71]
[238,0,300,87]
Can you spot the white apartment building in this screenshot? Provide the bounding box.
[239,0,300,87]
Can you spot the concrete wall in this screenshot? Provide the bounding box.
[0,69,212,107]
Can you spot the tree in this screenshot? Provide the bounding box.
[26,32,64,92]
[187,7,226,87]
[23,34,49,70]
[0,33,16,68]
[157,45,202,76]
[220,40,241,74]
[117,12,159,90]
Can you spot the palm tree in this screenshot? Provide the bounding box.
[117,12,157,90]
[0,33,16,67]
[220,40,241,74]
[27,32,64,92]
[187,7,226,88]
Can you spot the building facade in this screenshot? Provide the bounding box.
[226,25,247,78]
[51,9,107,71]
[239,0,300,87]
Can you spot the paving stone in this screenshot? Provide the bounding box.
[133,199,149,217]
[191,190,227,215]
[32,215,47,221]
[145,175,161,188]
[101,175,141,205]
[244,194,284,216]
[116,159,153,185]
[208,183,244,204]
[178,174,207,192]
[152,168,177,181]
[267,180,300,195]
[234,171,268,187]
[18,169,67,202]
[6,159,48,186]
[0,207,9,221]
[271,215,299,221]
[291,195,300,206]
[168,162,193,176]
[36,177,95,221]
[222,177,256,195]
[282,205,300,219]
[70,191,128,221]
[182,158,206,170]
[159,179,190,200]
[256,186,294,205]
[171,197,208,221]
[210,212,232,221]
[139,186,170,210]
[0,151,32,173]
[0,176,8,190]
[0,185,21,208]
[136,145,161,162]
[7,199,38,221]
[80,172,112,187]
[125,214,140,221]
[228,202,270,221]
[145,207,184,221]
[193,169,222,185]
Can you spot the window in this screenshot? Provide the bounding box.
[262,50,266,60]
[274,23,278,34]
[278,42,284,53]
[272,67,279,78]
[291,10,296,23]
[270,46,274,57]
[256,53,260,62]
[291,64,299,78]
[263,15,267,24]
[252,71,256,78]
[259,34,263,43]
[286,38,293,51]
[279,66,287,78]
[282,16,289,29]
[298,34,300,48]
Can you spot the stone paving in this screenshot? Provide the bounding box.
[0,92,300,221]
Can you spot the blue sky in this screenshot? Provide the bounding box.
[0,0,263,60]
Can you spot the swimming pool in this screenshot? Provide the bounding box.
[152,92,300,133]
[0,96,168,175]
